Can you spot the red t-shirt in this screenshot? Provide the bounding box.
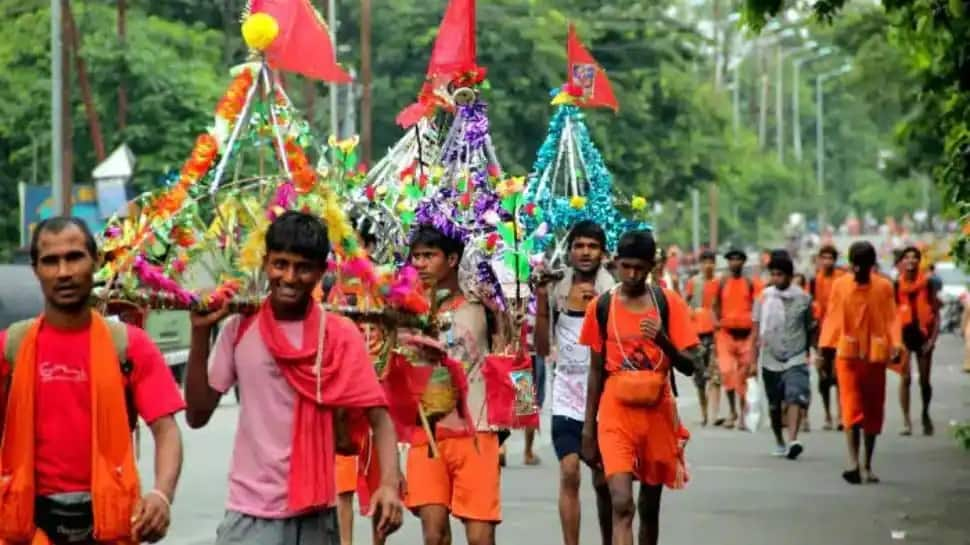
[0,321,186,495]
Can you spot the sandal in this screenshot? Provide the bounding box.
[842,468,862,485]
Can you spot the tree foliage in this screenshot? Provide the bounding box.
[0,0,935,259]
[743,0,970,262]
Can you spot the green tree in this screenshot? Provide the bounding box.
[0,1,226,257]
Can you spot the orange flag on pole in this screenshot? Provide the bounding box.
[566,24,618,112]
[250,0,351,83]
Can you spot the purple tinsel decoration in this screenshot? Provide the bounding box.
[443,101,490,166]
[412,188,471,244]
[476,260,507,312]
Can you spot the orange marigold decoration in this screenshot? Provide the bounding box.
[285,138,317,193]
[215,69,255,121]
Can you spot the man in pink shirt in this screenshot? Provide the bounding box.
[184,211,403,545]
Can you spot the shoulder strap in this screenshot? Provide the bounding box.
[651,284,670,334]
[3,319,36,367]
[649,285,679,397]
[745,277,754,303]
[596,290,612,356]
[809,277,817,297]
[106,321,130,373]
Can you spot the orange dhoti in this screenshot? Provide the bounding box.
[836,358,887,435]
[716,330,753,396]
[597,378,688,489]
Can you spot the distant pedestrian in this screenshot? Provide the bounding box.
[752,252,813,459]
[892,246,940,436]
[819,242,901,484]
[713,248,763,429]
[809,245,845,431]
[684,250,721,426]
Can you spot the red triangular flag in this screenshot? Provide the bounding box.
[250,0,351,83]
[426,0,477,78]
[567,24,618,112]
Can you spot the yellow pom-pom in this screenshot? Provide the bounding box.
[631,196,647,211]
[242,13,279,52]
[570,195,587,210]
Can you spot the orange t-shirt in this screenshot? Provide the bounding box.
[811,269,844,322]
[685,276,719,334]
[579,288,699,373]
[717,276,763,330]
[819,274,901,362]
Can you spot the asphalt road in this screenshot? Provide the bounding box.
[143,334,970,545]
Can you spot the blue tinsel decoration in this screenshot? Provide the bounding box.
[524,105,650,252]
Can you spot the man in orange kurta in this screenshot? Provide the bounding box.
[819,241,901,485]
[810,245,845,430]
[892,246,940,436]
[714,248,763,429]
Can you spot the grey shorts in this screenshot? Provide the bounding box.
[215,508,339,545]
[762,365,811,411]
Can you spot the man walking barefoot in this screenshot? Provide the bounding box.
[819,242,901,484]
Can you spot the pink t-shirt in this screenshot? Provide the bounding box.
[0,322,186,496]
[208,312,384,518]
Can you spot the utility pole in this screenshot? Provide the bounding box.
[65,1,106,162]
[775,44,783,162]
[709,0,722,252]
[360,0,373,165]
[328,0,339,140]
[51,0,65,215]
[816,65,851,233]
[344,68,357,139]
[792,47,832,163]
[691,188,700,255]
[117,0,127,131]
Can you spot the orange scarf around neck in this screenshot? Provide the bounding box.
[897,272,936,333]
[0,313,139,544]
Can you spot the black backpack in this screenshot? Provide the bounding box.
[594,285,687,397]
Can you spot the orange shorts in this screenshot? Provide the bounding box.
[837,358,887,435]
[336,454,358,495]
[404,431,501,522]
[716,330,753,394]
[597,378,687,489]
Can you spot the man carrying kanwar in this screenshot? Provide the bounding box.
[579,230,700,545]
[713,248,763,429]
[0,216,185,545]
[405,224,500,545]
[684,250,721,426]
[534,220,616,545]
[809,245,845,431]
[184,211,403,545]
[892,246,940,436]
[751,251,814,459]
[819,241,901,485]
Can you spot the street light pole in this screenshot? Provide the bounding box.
[815,64,851,232]
[51,0,65,215]
[792,47,832,162]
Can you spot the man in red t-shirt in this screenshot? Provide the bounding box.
[0,216,185,545]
